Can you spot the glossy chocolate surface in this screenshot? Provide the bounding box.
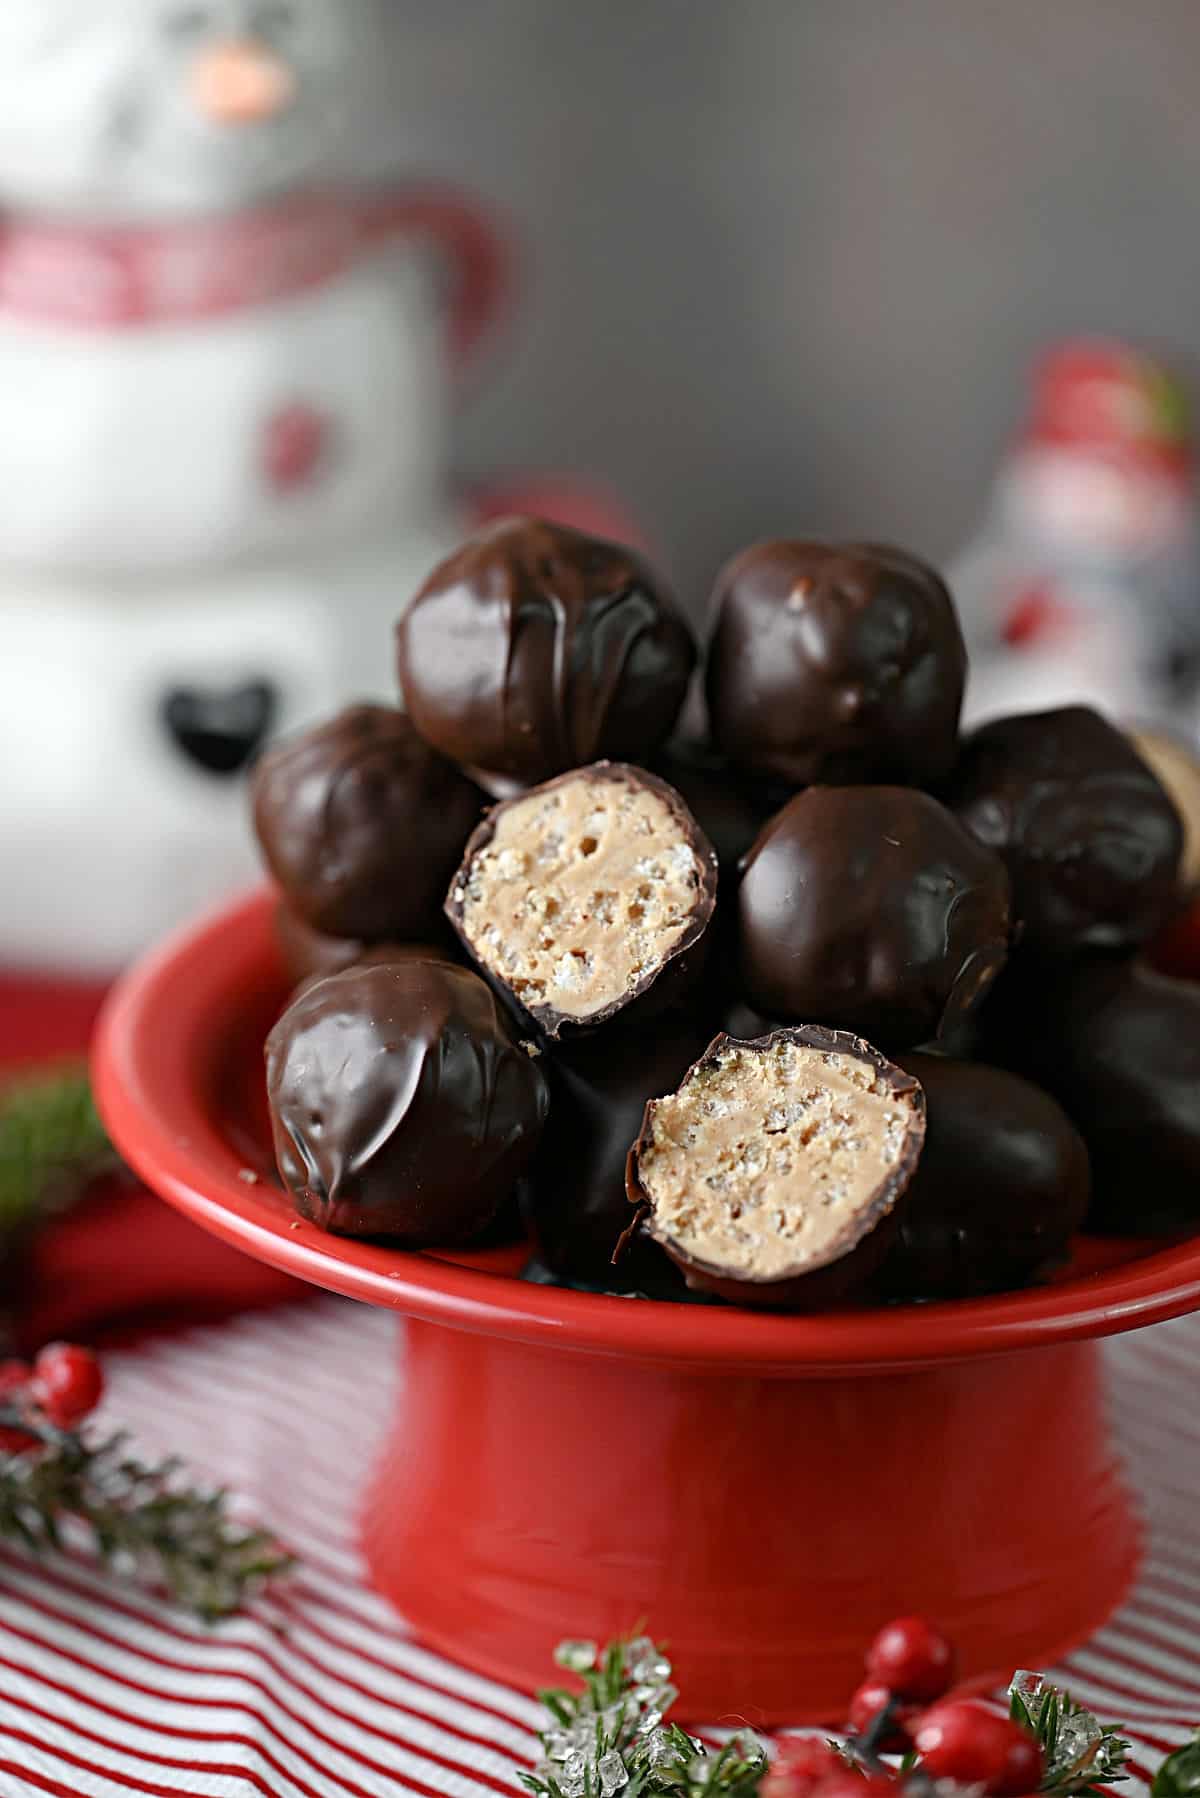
[397,516,696,795]
[738,786,1011,1051]
[706,540,966,788]
[651,740,770,882]
[527,1015,714,1291]
[266,959,549,1242]
[627,1026,925,1310]
[252,705,483,941]
[983,956,1200,1234]
[274,901,459,991]
[878,1052,1091,1299]
[948,706,1183,955]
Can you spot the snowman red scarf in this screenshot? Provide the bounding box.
[0,187,503,358]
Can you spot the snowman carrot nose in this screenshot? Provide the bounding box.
[191,39,295,124]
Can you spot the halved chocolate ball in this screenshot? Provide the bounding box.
[877,1052,1091,1300]
[397,516,696,797]
[252,704,484,941]
[626,1027,925,1309]
[947,706,1183,955]
[265,959,549,1243]
[738,786,1011,1051]
[706,540,966,789]
[446,762,719,1040]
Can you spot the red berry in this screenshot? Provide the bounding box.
[914,1700,1044,1796]
[865,1616,956,1701]
[811,1775,897,1798]
[0,1360,35,1454]
[846,1680,920,1752]
[765,1739,844,1798]
[31,1343,104,1430]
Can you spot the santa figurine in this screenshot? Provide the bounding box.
[952,339,1200,731]
[0,0,511,972]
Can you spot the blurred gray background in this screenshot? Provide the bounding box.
[375,0,1200,608]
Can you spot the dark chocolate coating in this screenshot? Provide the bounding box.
[626,1026,926,1310]
[274,901,367,986]
[877,1052,1091,1300]
[706,540,966,788]
[526,1016,713,1291]
[651,740,770,882]
[252,704,483,940]
[982,956,1200,1234]
[265,959,549,1242]
[274,900,459,990]
[947,706,1183,955]
[446,761,719,1042]
[738,786,1012,1051]
[397,517,696,795]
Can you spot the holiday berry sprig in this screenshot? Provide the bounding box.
[522,1635,767,1797]
[0,1342,292,1620]
[525,1621,1137,1798]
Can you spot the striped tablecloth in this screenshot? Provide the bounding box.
[1,1297,1197,1798]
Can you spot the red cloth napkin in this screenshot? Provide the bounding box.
[0,971,303,1352]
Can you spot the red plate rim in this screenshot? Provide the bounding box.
[91,887,1200,1375]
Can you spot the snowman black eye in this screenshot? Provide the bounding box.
[164,5,212,38]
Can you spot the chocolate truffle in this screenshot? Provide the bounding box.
[527,1016,714,1291]
[651,740,769,882]
[273,901,459,990]
[447,762,719,1040]
[626,1027,925,1309]
[252,705,483,941]
[738,786,1011,1051]
[274,901,367,987]
[397,517,696,796]
[947,706,1183,956]
[265,959,549,1242]
[983,956,1200,1235]
[706,540,966,788]
[877,1053,1091,1300]
[1130,726,1200,892]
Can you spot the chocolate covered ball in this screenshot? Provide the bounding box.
[527,1016,713,1292]
[983,956,1200,1235]
[447,761,719,1040]
[948,706,1183,955]
[626,1026,925,1309]
[1130,726,1200,892]
[706,540,966,788]
[738,786,1011,1051]
[252,705,483,941]
[265,959,549,1242]
[273,900,459,990]
[397,517,696,796]
[651,739,770,882]
[877,1053,1091,1300]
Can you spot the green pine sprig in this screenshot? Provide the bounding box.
[1008,1671,1130,1796]
[0,1412,293,1622]
[0,1064,118,1236]
[522,1635,766,1797]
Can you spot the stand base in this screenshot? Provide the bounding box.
[361,1320,1140,1723]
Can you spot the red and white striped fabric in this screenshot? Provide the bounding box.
[0,1299,1197,1798]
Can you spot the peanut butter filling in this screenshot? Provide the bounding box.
[453,774,704,1021]
[639,1039,913,1276]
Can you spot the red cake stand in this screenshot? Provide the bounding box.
[92,889,1200,1723]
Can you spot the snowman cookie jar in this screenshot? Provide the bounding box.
[952,340,1200,730]
[0,0,505,972]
